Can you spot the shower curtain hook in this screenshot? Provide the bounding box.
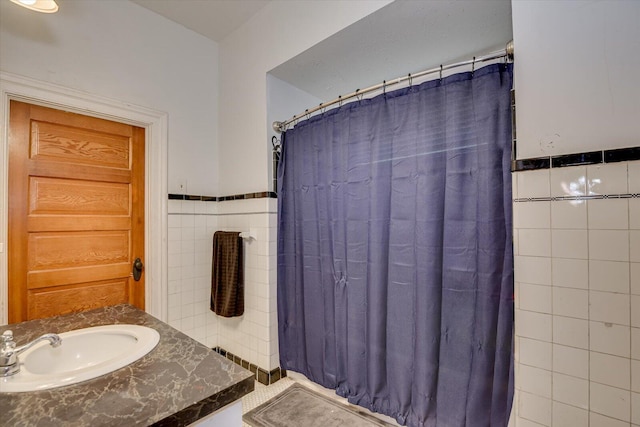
[305,109,310,120]
[472,56,476,74]
[408,73,412,87]
[355,88,362,101]
[439,65,443,81]
[338,95,342,107]
[320,103,325,115]
[383,80,386,95]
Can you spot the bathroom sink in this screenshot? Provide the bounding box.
[0,324,160,393]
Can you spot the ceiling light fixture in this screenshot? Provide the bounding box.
[9,0,59,13]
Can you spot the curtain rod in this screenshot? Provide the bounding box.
[273,40,514,133]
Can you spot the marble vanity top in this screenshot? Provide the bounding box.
[0,304,254,426]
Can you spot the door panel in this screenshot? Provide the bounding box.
[31,121,131,168]
[8,100,145,323]
[28,231,129,270]
[28,279,129,320]
[29,177,130,215]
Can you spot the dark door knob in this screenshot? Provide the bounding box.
[132,258,144,281]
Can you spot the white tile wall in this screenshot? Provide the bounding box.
[514,160,640,427]
[590,382,630,423]
[550,166,586,198]
[552,258,588,289]
[516,256,552,285]
[631,200,640,230]
[590,260,630,293]
[552,287,588,319]
[589,230,630,262]
[552,344,588,379]
[552,401,589,427]
[520,337,552,370]
[551,200,587,229]
[590,321,630,357]
[519,391,552,425]
[590,412,632,427]
[632,328,640,360]
[552,229,588,259]
[589,199,629,230]
[520,283,552,314]
[167,197,279,371]
[587,163,629,195]
[518,169,551,198]
[553,316,589,349]
[552,372,589,409]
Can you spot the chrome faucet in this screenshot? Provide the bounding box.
[0,330,62,377]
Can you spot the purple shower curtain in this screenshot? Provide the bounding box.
[277,63,514,427]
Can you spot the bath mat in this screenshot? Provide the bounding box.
[243,383,396,427]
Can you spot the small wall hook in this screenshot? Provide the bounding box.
[271,135,281,151]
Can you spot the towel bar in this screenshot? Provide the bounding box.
[239,229,256,240]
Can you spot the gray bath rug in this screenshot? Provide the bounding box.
[243,383,396,427]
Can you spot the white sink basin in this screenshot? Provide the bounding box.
[0,324,160,393]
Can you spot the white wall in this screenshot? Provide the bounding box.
[218,0,392,196]
[0,0,219,196]
[266,74,323,190]
[512,1,640,426]
[513,0,640,159]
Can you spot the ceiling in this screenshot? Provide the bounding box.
[130,0,512,103]
[270,0,513,101]
[130,0,271,42]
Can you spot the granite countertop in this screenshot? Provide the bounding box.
[0,304,254,426]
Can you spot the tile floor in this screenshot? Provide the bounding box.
[240,375,401,426]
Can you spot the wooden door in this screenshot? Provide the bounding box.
[8,101,145,323]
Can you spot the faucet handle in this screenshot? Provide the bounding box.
[1,330,13,342]
[1,331,15,351]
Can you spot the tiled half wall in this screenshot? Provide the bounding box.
[167,196,278,373]
[513,159,640,426]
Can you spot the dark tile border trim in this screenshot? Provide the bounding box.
[168,191,277,202]
[605,147,640,163]
[551,151,602,168]
[512,157,550,171]
[512,145,640,172]
[213,347,286,386]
